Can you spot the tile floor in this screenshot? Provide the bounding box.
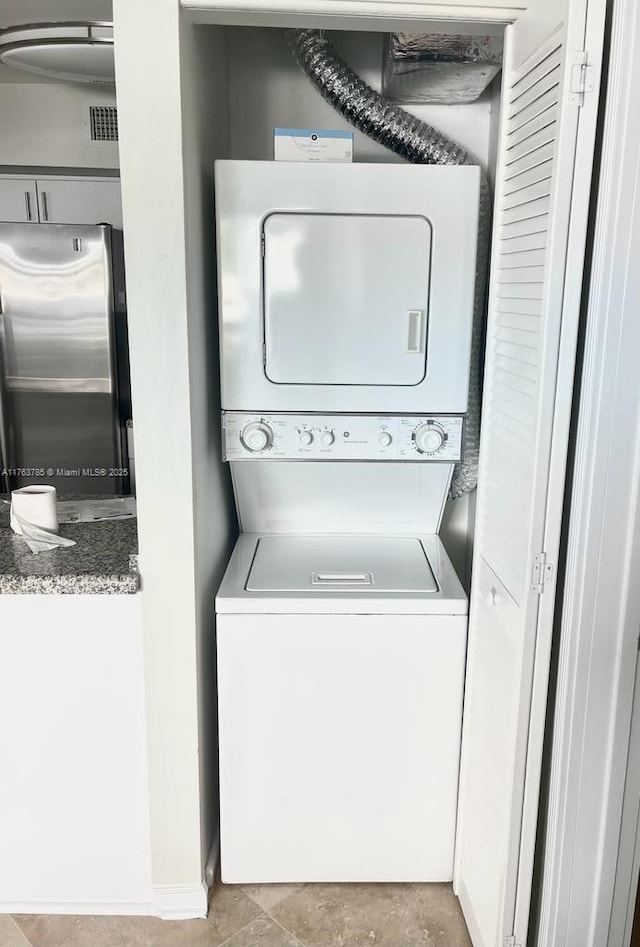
[1,881,472,946]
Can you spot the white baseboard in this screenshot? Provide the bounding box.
[0,900,159,916]
[0,882,208,920]
[152,881,208,920]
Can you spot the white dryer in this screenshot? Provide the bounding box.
[215,161,480,414]
[217,532,467,883]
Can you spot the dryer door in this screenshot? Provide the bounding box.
[263,213,430,387]
[215,162,480,413]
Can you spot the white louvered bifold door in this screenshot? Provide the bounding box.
[454,0,605,943]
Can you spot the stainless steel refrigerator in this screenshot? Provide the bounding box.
[0,223,131,496]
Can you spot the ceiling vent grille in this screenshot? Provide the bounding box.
[89,105,118,142]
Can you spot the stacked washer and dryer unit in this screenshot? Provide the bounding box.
[215,160,480,883]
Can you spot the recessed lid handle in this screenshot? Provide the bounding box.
[311,572,373,586]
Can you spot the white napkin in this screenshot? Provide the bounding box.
[3,499,77,555]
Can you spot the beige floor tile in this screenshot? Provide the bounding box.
[0,915,32,947]
[14,881,261,947]
[237,884,305,912]
[269,882,472,947]
[219,915,302,946]
[14,915,138,947]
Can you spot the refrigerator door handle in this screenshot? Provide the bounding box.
[41,190,49,222]
[0,306,11,494]
[24,191,33,222]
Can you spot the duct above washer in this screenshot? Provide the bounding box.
[382,32,502,104]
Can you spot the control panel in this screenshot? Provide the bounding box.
[222,413,464,462]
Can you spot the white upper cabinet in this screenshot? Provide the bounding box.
[0,178,38,223]
[35,178,123,229]
[0,177,122,229]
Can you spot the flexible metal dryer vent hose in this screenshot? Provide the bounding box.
[288,29,491,499]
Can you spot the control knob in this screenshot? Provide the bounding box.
[413,422,446,455]
[240,421,274,453]
[321,430,335,446]
[299,430,313,446]
[378,431,392,447]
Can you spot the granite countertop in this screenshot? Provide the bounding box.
[0,504,139,594]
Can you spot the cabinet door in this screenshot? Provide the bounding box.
[218,612,467,882]
[36,178,123,229]
[453,0,606,943]
[0,179,38,223]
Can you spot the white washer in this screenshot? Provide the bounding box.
[216,532,467,883]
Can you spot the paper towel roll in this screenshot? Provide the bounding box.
[10,485,59,535]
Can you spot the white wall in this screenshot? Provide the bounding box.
[0,83,119,169]
[227,27,495,167]
[113,0,236,909]
[0,595,153,913]
[180,20,238,871]
[113,0,202,899]
[0,0,112,32]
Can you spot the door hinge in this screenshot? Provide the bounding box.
[503,936,521,947]
[262,342,267,366]
[531,551,554,594]
[261,232,265,257]
[569,51,596,106]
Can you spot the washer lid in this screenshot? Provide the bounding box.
[246,536,438,593]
